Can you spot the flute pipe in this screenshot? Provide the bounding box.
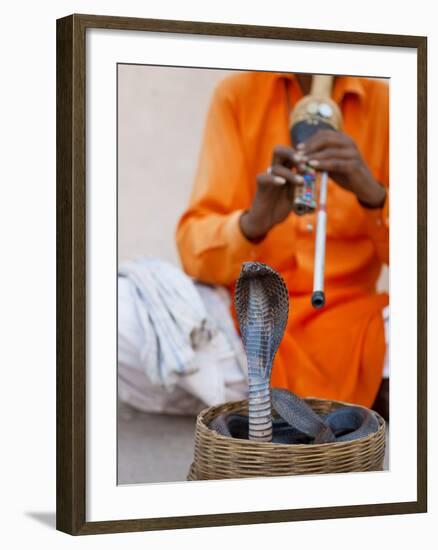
[312,171,328,309]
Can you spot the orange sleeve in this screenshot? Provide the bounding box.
[359,82,389,265]
[176,80,262,285]
[360,192,389,265]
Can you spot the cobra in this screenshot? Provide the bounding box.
[209,262,380,444]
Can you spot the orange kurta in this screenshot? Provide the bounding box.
[176,72,389,407]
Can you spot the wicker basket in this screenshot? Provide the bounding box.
[187,397,385,481]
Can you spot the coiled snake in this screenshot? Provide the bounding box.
[209,262,380,444]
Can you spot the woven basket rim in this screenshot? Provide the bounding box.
[197,396,385,450]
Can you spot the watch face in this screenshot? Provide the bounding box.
[318,102,333,118]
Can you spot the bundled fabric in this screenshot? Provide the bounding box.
[119,257,212,385]
[118,257,247,413]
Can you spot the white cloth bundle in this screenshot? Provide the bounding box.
[118,257,247,413]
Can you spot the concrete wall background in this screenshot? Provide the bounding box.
[118,65,234,266]
[118,65,388,291]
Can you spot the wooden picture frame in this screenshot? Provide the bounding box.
[56,13,427,535]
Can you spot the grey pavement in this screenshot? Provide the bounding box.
[118,401,196,484]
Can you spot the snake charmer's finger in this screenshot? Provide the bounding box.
[270,165,305,186]
[300,129,353,155]
[256,172,287,187]
[271,144,305,169]
[307,147,356,163]
[307,158,358,173]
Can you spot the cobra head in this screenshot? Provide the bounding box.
[234,262,290,442]
[235,262,289,378]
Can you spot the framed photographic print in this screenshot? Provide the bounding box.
[56,13,427,535]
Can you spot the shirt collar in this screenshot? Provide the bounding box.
[273,72,365,103]
[333,75,365,103]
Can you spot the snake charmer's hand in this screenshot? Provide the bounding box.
[298,129,387,208]
[240,145,306,241]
